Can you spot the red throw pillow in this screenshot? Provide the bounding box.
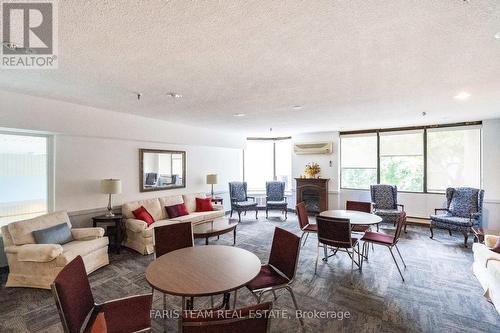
[165,203,189,218]
[491,237,500,254]
[196,197,213,212]
[132,206,155,226]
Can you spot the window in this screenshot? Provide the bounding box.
[0,132,52,226]
[340,123,482,193]
[427,126,481,192]
[243,138,291,192]
[340,134,377,189]
[380,130,424,192]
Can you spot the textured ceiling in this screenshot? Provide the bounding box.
[1,0,500,136]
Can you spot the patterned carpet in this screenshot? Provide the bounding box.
[1,214,499,333]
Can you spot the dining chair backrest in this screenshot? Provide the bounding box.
[182,302,272,333]
[316,216,353,249]
[51,256,95,333]
[393,211,406,245]
[268,227,301,281]
[296,202,309,230]
[346,200,371,213]
[154,222,193,258]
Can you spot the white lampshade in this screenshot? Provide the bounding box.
[100,179,122,194]
[206,174,218,185]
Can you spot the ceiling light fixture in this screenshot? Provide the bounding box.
[292,105,303,110]
[233,113,246,117]
[495,32,500,39]
[454,91,471,100]
[166,92,182,98]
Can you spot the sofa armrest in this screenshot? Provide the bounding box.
[6,244,63,262]
[212,204,224,211]
[71,227,105,241]
[485,235,500,249]
[125,218,148,233]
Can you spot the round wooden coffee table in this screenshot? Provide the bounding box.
[145,245,261,309]
[193,218,238,245]
[319,209,382,225]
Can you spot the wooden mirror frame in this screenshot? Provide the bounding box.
[139,148,186,192]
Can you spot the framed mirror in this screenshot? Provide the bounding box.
[139,149,186,192]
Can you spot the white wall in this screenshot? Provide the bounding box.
[0,90,245,214]
[291,120,500,229]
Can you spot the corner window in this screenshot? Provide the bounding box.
[0,132,53,226]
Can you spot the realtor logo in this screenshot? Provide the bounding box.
[1,0,58,68]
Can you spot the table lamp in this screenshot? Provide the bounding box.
[101,179,122,217]
[206,174,218,198]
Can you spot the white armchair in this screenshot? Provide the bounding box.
[1,211,109,289]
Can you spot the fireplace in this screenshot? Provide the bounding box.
[295,178,329,214]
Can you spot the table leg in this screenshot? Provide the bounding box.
[222,292,231,310]
[116,219,122,254]
[233,227,237,246]
[205,237,209,245]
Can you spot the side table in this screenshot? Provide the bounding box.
[472,226,500,243]
[92,214,123,254]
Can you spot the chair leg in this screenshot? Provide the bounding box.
[237,211,241,222]
[233,289,238,308]
[429,225,433,239]
[286,287,304,327]
[389,247,405,282]
[350,249,354,283]
[266,209,268,218]
[376,224,379,232]
[448,229,452,236]
[463,231,469,248]
[255,208,258,219]
[394,244,407,268]
[303,232,310,247]
[230,209,233,218]
[272,290,277,300]
[244,210,247,216]
[285,209,288,220]
[323,245,328,262]
[404,218,407,233]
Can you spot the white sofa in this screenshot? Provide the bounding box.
[1,211,109,289]
[472,235,500,314]
[122,192,224,255]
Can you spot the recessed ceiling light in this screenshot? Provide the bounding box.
[233,113,246,117]
[454,92,471,100]
[495,32,500,39]
[166,92,182,98]
[292,105,303,110]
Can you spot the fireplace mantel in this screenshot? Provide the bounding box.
[295,178,329,214]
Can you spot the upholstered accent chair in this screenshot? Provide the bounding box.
[51,256,152,333]
[181,302,273,333]
[247,227,303,327]
[370,184,406,232]
[265,181,288,219]
[429,187,484,247]
[1,211,109,289]
[229,182,258,222]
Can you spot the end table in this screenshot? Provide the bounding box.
[92,214,123,254]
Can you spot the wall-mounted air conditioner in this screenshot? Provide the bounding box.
[293,142,332,155]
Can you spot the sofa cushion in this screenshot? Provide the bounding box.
[196,198,213,212]
[56,237,109,266]
[429,214,475,226]
[122,198,165,221]
[159,195,184,209]
[10,243,64,262]
[133,206,155,226]
[183,193,206,213]
[168,213,206,224]
[8,211,72,246]
[33,223,74,245]
[165,203,189,218]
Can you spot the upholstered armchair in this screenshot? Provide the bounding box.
[430,187,484,247]
[265,181,288,220]
[370,185,406,231]
[229,181,258,222]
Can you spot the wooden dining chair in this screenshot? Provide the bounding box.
[346,200,372,232]
[360,211,407,281]
[181,302,272,333]
[153,222,194,312]
[315,216,362,283]
[51,256,152,333]
[296,201,317,247]
[247,227,304,327]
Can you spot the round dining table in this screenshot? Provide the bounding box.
[145,245,261,310]
[318,209,382,225]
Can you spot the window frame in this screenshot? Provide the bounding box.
[0,130,55,224]
[243,136,292,192]
[339,121,482,193]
